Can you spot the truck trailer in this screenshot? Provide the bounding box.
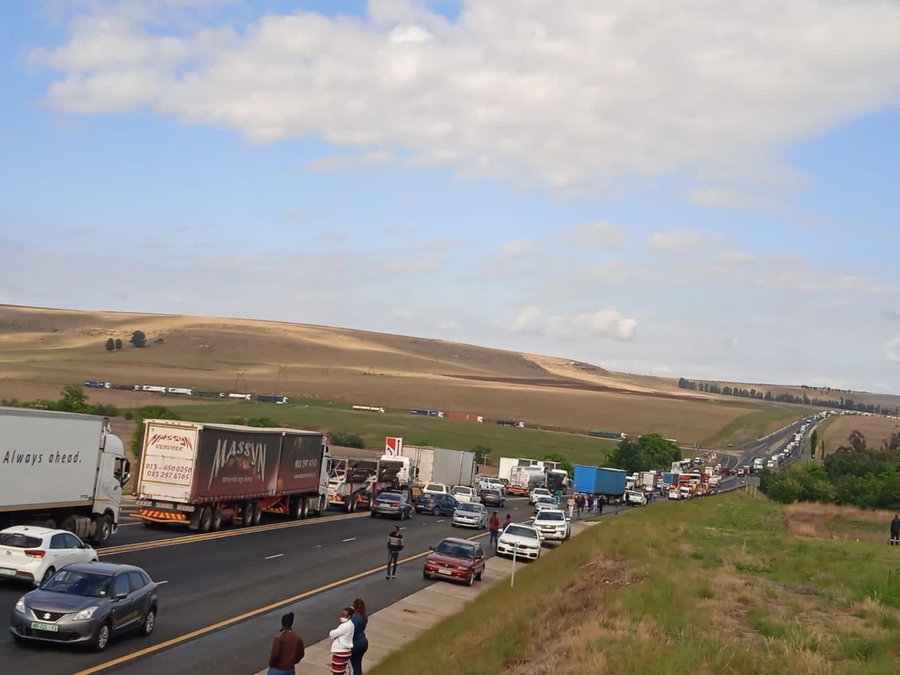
[572,465,627,497]
[0,407,131,544]
[384,443,476,489]
[134,419,329,531]
[326,457,408,512]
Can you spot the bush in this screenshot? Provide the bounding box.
[131,406,182,458]
[330,431,366,449]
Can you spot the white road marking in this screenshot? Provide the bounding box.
[342,537,356,542]
[157,580,169,585]
[436,519,445,523]
[399,527,407,531]
[264,554,284,560]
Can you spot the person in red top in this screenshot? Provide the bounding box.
[268,612,305,675]
[503,514,513,531]
[489,511,501,549]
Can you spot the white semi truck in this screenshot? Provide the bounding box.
[0,407,131,544]
[381,437,476,492]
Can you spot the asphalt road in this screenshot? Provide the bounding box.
[0,498,534,675]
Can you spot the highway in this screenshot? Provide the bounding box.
[0,499,532,675]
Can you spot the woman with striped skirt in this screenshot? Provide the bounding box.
[329,607,355,674]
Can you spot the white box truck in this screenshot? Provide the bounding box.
[381,438,476,490]
[0,407,131,544]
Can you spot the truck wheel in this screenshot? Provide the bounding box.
[61,515,77,534]
[344,497,353,513]
[198,507,212,534]
[252,502,263,526]
[93,515,112,545]
[300,499,309,520]
[241,503,254,528]
[211,505,223,531]
[291,498,304,520]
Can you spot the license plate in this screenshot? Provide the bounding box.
[31,622,59,632]
[155,502,174,510]
[438,569,453,576]
[0,568,16,576]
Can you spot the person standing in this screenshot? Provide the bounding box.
[566,495,576,519]
[489,511,501,548]
[329,607,355,675]
[891,514,900,546]
[503,513,513,531]
[386,526,403,579]
[597,497,604,515]
[349,598,368,675]
[267,612,305,675]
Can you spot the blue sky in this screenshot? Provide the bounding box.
[1,0,900,393]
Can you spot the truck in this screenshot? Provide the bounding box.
[572,465,627,497]
[546,468,569,493]
[258,394,289,404]
[382,440,476,489]
[326,457,409,512]
[498,457,539,483]
[639,471,658,491]
[0,407,131,544]
[588,430,626,440]
[508,465,546,494]
[134,419,329,531]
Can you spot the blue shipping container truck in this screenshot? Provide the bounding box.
[410,409,429,416]
[573,465,627,496]
[663,472,678,485]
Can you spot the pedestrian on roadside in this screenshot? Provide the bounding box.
[489,511,501,548]
[349,598,368,675]
[566,495,576,519]
[329,607,355,675]
[586,494,593,513]
[503,513,513,531]
[575,494,584,518]
[555,488,563,503]
[267,612,305,675]
[891,514,900,546]
[386,526,403,579]
[597,497,604,515]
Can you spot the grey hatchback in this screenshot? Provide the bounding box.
[10,562,158,652]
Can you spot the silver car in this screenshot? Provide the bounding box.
[451,502,488,529]
[10,562,158,652]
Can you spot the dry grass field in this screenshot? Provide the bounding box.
[784,503,896,544]
[822,415,900,454]
[0,304,815,447]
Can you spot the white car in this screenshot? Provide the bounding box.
[668,488,681,500]
[479,478,506,498]
[532,508,570,543]
[421,482,450,496]
[496,523,542,561]
[0,526,98,587]
[529,487,552,505]
[625,490,647,506]
[533,496,558,514]
[451,502,488,529]
[450,485,477,503]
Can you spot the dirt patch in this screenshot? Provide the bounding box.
[784,502,896,543]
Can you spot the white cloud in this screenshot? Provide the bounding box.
[886,337,900,362]
[511,305,637,342]
[391,309,413,319]
[648,229,727,252]
[552,222,625,248]
[28,1,900,189]
[690,187,785,212]
[717,251,756,264]
[499,239,536,258]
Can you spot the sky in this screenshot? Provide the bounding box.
[1,0,900,393]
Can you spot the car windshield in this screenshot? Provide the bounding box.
[456,504,480,512]
[424,485,443,492]
[377,494,400,502]
[504,525,538,539]
[537,511,565,521]
[0,533,42,548]
[41,570,112,598]
[452,487,471,494]
[434,541,475,559]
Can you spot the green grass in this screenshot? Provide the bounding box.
[371,492,900,675]
[164,401,616,467]
[702,404,814,448]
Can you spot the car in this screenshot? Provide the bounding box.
[0,526,99,587]
[450,485,477,503]
[478,477,506,498]
[533,495,558,514]
[496,523,542,561]
[529,487,552,505]
[421,482,450,496]
[370,492,413,520]
[479,488,505,507]
[423,538,486,586]
[9,562,158,652]
[415,493,459,516]
[625,490,647,506]
[532,508,571,543]
[451,502,488,529]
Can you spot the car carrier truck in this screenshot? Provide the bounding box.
[0,407,130,544]
[326,457,409,512]
[134,419,329,531]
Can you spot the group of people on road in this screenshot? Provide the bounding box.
[266,597,369,675]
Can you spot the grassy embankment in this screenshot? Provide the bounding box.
[702,404,814,448]
[373,492,900,675]
[165,402,618,467]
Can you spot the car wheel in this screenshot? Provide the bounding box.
[371,511,377,518]
[40,567,56,585]
[475,569,483,581]
[140,607,156,637]
[466,573,475,587]
[91,621,111,652]
[423,570,430,580]
[432,507,440,516]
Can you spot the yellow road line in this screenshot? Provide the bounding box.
[74,530,490,675]
[100,512,369,557]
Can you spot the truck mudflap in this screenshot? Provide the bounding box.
[136,508,189,524]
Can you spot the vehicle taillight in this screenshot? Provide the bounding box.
[25,550,46,559]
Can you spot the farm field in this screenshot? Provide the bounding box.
[373,492,900,675]
[822,415,900,454]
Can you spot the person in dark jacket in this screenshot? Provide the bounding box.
[267,612,305,675]
[349,597,369,675]
[386,526,403,579]
[503,514,513,531]
[891,515,900,546]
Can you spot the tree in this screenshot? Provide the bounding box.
[543,453,574,476]
[809,430,819,458]
[115,338,123,351]
[105,338,115,352]
[473,445,493,464]
[129,330,147,348]
[330,431,366,449]
[56,385,88,413]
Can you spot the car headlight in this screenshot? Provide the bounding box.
[73,606,99,621]
[15,598,26,613]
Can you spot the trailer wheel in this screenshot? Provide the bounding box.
[300,499,309,520]
[198,507,212,534]
[211,505,223,531]
[93,514,112,545]
[344,497,353,513]
[252,502,263,526]
[291,498,303,520]
[241,503,254,528]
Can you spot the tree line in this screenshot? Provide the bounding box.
[677,377,899,416]
[606,434,682,474]
[759,431,900,510]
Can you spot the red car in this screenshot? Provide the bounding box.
[423,537,486,587]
